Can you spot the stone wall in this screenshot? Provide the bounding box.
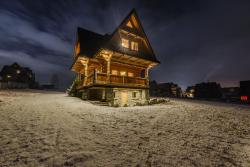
[79,87,149,107]
[110,88,149,107]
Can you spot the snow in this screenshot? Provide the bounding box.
[0,90,250,167]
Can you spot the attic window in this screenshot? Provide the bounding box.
[126,21,133,28]
[16,70,21,74]
[121,38,129,48]
[131,41,138,51]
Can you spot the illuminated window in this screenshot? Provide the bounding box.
[111,70,118,75]
[131,41,138,51]
[128,72,134,77]
[7,75,11,78]
[120,71,126,76]
[126,21,133,28]
[16,70,20,74]
[121,38,129,48]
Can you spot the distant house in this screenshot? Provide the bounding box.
[185,86,195,98]
[194,82,222,99]
[221,87,240,102]
[240,80,250,103]
[149,81,182,97]
[70,9,160,106]
[0,62,36,88]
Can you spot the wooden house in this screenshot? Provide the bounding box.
[71,9,160,106]
[0,62,35,87]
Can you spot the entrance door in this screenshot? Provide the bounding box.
[120,91,128,106]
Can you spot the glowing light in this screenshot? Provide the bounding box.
[126,21,133,28]
[241,96,248,101]
[121,38,129,48]
[131,41,138,51]
[111,70,118,75]
[16,70,20,74]
[128,72,134,77]
[120,71,126,76]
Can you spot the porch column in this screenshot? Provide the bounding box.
[145,67,149,86]
[101,52,113,83]
[145,67,149,78]
[83,63,88,86]
[145,65,154,86]
[79,58,89,86]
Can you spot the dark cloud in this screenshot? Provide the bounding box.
[0,0,249,90]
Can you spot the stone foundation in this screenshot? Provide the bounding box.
[79,87,149,107]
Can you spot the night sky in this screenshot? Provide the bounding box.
[0,0,250,90]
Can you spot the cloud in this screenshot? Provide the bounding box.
[0,50,66,73]
[0,10,72,54]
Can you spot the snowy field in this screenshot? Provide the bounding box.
[0,90,250,167]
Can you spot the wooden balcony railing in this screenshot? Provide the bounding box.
[77,72,148,88]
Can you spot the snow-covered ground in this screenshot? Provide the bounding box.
[0,90,249,167]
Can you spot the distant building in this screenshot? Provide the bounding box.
[194,82,222,99]
[185,86,195,98]
[221,87,240,102]
[149,81,182,97]
[0,62,36,88]
[240,80,250,103]
[41,84,55,90]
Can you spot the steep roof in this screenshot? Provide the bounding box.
[75,9,160,63]
[77,27,108,57]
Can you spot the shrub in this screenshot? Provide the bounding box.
[149,98,170,105]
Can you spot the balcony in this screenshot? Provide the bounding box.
[77,72,149,89]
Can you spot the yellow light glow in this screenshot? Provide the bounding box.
[121,38,129,48]
[128,72,134,77]
[131,41,138,51]
[112,70,118,75]
[120,71,126,76]
[126,21,133,28]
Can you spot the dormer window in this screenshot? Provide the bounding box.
[131,41,138,51]
[121,38,129,48]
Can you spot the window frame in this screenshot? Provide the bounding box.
[121,38,129,48]
[120,71,127,76]
[131,41,138,51]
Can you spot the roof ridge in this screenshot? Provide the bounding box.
[77,27,106,37]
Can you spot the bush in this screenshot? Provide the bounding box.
[149,98,170,105]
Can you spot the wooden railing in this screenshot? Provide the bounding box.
[78,72,148,88]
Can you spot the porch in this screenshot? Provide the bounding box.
[77,71,149,89]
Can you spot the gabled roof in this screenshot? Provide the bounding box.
[77,27,108,58]
[75,9,160,64]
